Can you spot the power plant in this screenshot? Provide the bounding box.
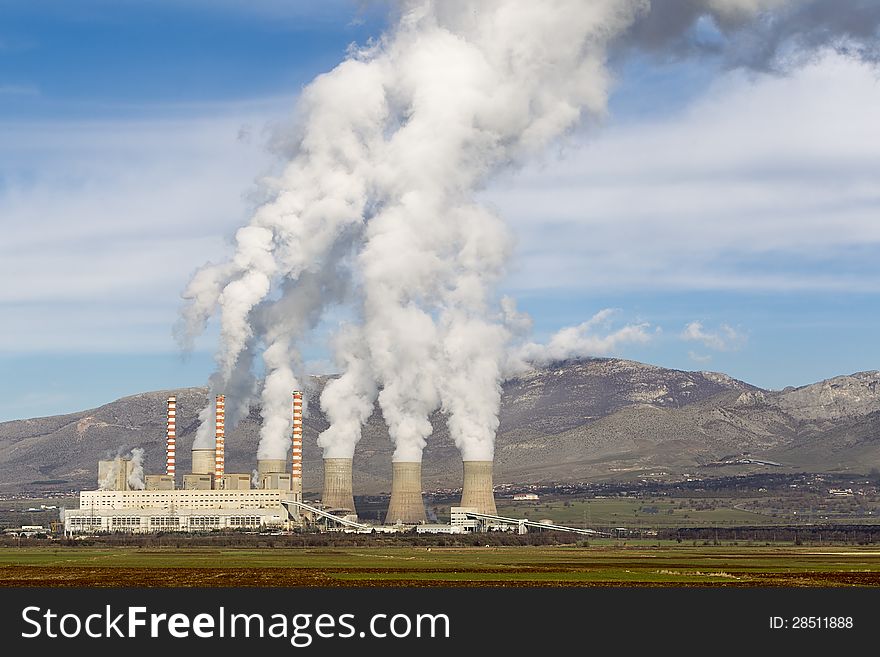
[64,393,304,534]
[63,392,596,538]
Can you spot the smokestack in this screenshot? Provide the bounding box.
[166,396,176,478]
[291,391,303,495]
[322,458,355,513]
[460,460,497,515]
[214,394,225,482]
[385,461,426,524]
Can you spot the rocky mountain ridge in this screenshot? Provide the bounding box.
[0,358,877,493]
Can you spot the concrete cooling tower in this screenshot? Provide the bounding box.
[191,448,216,476]
[257,459,287,476]
[257,459,291,491]
[460,460,497,515]
[384,461,426,524]
[322,458,356,514]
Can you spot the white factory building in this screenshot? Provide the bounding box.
[63,393,304,535]
[64,489,290,533]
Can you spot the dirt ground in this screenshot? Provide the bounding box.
[3,565,879,587]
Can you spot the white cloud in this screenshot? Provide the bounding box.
[0,101,289,353]
[681,321,746,351]
[487,51,880,294]
[511,309,652,370]
[688,350,713,364]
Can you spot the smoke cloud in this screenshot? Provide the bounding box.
[179,0,879,466]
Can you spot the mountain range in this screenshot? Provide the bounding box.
[1,358,878,494]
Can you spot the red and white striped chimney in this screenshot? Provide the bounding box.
[165,396,176,477]
[291,391,303,494]
[214,394,225,481]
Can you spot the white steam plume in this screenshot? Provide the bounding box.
[192,404,216,451]
[317,324,378,460]
[98,458,119,491]
[258,336,299,461]
[255,262,349,460]
[439,314,509,461]
[348,1,647,463]
[179,52,388,455]
[126,448,146,491]
[180,0,879,469]
[436,208,512,462]
[360,198,444,462]
[192,341,258,449]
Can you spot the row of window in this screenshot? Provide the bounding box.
[83,495,279,504]
[85,492,278,498]
[69,514,281,526]
[69,515,269,526]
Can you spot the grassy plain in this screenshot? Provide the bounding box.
[1,545,879,587]
[494,496,880,528]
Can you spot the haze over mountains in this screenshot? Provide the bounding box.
[0,358,878,494]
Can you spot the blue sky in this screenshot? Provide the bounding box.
[1,1,878,421]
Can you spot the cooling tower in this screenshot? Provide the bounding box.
[460,460,497,515]
[257,458,287,490]
[322,458,356,513]
[191,448,215,476]
[385,461,426,524]
[257,459,287,476]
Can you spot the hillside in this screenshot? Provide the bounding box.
[0,359,878,494]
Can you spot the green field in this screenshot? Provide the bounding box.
[495,496,880,528]
[4,492,877,531]
[1,545,879,587]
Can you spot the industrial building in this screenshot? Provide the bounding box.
[63,391,599,537]
[66,489,288,532]
[63,393,305,535]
